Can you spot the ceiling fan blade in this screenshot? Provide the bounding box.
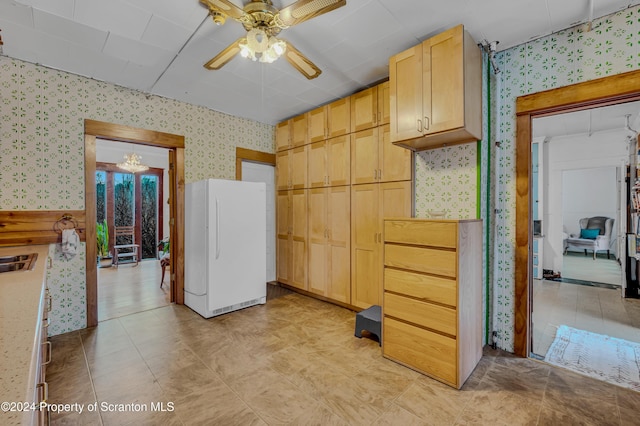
[275,0,346,28]
[200,0,251,23]
[204,38,244,70]
[282,40,322,80]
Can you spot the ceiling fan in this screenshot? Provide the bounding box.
[199,0,346,79]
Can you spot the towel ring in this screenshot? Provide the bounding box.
[53,214,79,233]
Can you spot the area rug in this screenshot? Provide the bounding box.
[544,325,640,391]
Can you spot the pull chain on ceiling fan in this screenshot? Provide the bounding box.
[199,0,346,79]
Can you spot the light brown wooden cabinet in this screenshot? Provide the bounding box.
[291,114,308,147]
[308,105,327,143]
[327,97,351,138]
[276,189,308,290]
[383,218,482,389]
[308,186,351,303]
[351,125,412,185]
[350,82,390,133]
[276,120,291,152]
[308,135,350,188]
[351,181,412,310]
[277,146,308,190]
[389,24,482,150]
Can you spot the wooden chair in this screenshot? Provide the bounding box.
[113,226,139,267]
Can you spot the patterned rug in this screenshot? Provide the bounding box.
[544,325,640,391]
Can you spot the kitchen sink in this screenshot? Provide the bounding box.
[0,253,38,273]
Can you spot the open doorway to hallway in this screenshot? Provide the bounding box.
[531,102,640,358]
[96,139,171,321]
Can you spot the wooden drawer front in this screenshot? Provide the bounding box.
[384,318,456,385]
[385,244,456,277]
[384,268,456,307]
[385,220,457,248]
[385,292,456,336]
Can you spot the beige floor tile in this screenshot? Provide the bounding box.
[372,403,429,426]
[395,378,472,424]
[456,390,541,426]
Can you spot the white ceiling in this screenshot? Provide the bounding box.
[533,100,640,140]
[1,0,639,125]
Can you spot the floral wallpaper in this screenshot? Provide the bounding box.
[1,57,275,335]
[490,6,640,351]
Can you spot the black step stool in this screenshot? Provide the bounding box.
[355,305,381,346]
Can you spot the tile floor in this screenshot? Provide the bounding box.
[49,290,640,426]
[532,278,640,357]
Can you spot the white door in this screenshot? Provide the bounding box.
[242,161,276,282]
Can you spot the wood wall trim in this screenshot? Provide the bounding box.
[514,69,640,357]
[85,135,98,328]
[235,147,276,180]
[0,210,86,246]
[85,119,185,149]
[516,69,640,116]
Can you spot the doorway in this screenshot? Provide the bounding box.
[95,140,172,321]
[235,147,277,283]
[530,105,635,357]
[84,120,185,328]
[513,68,640,357]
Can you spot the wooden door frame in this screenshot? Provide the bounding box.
[235,147,276,180]
[85,120,185,328]
[513,69,640,357]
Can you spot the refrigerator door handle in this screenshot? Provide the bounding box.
[215,197,221,260]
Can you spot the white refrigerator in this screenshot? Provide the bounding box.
[184,179,267,318]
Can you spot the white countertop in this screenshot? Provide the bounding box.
[0,245,50,425]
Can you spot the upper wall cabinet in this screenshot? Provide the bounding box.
[308,105,327,143]
[276,120,291,152]
[328,97,351,138]
[350,81,390,133]
[292,114,308,147]
[389,24,482,151]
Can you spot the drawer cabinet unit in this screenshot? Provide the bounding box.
[383,218,482,389]
[389,24,482,151]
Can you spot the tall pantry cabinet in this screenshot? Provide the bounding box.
[276,81,413,308]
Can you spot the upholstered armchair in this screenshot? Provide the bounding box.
[563,216,614,260]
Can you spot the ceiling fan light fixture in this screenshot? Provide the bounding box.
[246,28,268,53]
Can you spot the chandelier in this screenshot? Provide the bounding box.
[117,153,149,173]
[239,28,286,63]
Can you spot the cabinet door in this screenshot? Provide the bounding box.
[328,185,350,303]
[423,24,464,135]
[276,150,291,190]
[351,86,377,133]
[379,181,413,303]
[389,44,424,142]
[276,191,290,284]
[351,183,380,309]
[290,189,307,290]
[291,114,308,147]
[308,188,328,296]
[308,141,327,188]
[351,128,379,185]
[377,81,390,125]
[290,145,308,189]
[328,97,350,138]
[327,135,349,187]
[308,106,327,143]
[380,124,412,182]
[276,120,291,151]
